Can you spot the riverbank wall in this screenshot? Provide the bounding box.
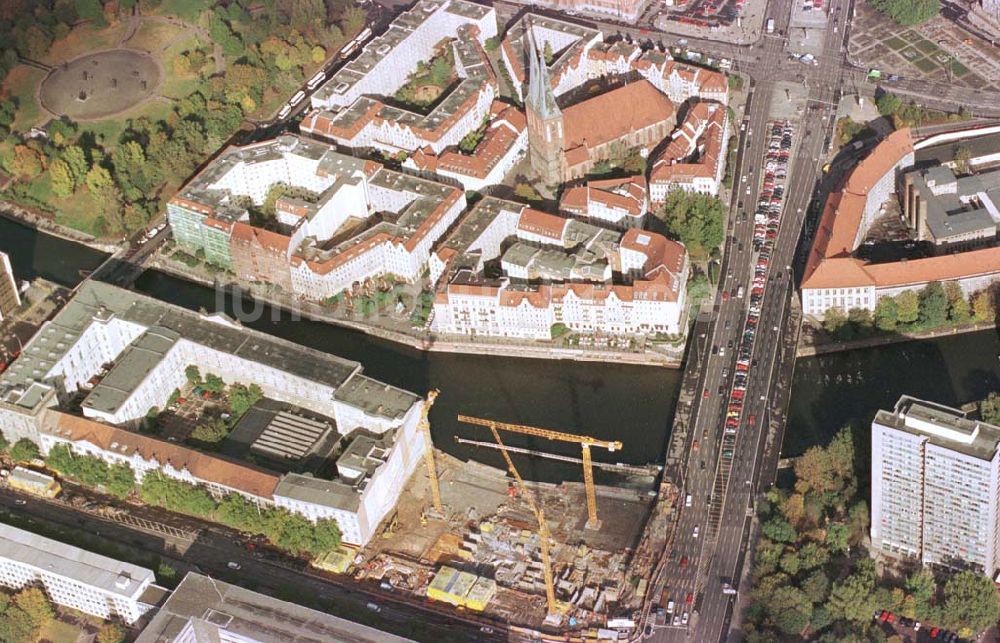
[148,258,684,369]
[0,201,119,254]
[796,320,998,357]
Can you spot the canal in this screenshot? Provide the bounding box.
[5,217,1000,482]
[0,217,682,483]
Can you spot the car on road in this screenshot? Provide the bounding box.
[367,602,381,612]
[227,561,242,570]
[693,526,699,538]
[14,499,26,506]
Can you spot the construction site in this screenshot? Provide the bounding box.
[343,397,680,633]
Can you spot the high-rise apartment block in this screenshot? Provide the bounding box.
[0,251,21,322]
[871,396,1000,575]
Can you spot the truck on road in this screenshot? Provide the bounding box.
[766,18,775,34]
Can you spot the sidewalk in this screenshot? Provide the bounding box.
[796,320,996,357]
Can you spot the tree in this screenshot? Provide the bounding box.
[847,307,872,332]
[972,290,993,323]
[944,281,971,322]
[97,623,126,643]
[140,472,216,518]
[514,182,542,201]
[906,569,936,618]
[659,189,726,257]
[189,417,230,447]
[802,570,830,604]
[768,586,813,635]
[870,0,940,26]
[828,561,877,624]
[918,280,948,326]
[229,383,263,419]
[13,586,53,626]
[76,0,109,27]
[543,41,554,65]
[106,462,136,499]
[85,164,114,193]
[954,144,972,174]
[941,570,1000,632]
[762,517,797,543]
[822,307,847,334]
[10,438,40,463]
[874,296,898,331]
[895,290,920,324]
[185,365,202,384]
[981,392,1000,424]
[876,91,903,117]
[825,522,850,553]
[6,145,44,179]
[61,145,89,186]
[50,159,76,197]
[0,431,8,453]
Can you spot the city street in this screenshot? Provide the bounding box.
[0,486,501,643]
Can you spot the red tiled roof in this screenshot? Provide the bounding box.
[518,207,567,241]
[231,222,291,255]
[51,412,280,500]
[650,101,727,188]
[563,80,674,154]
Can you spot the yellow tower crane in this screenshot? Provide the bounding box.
[457,415,622,530]
[483,421,558,616]
[420,390,443,516]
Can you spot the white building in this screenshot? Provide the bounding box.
[0,251,20,322]
[649,101,730,200]
[168,134,466,302]
[0,282,427,547]
[871,396,1000,576]
[0,523,164,624]
[559,175,649,229]
[429,198,689,338]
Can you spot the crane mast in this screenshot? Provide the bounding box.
[456,414,622,529]
[420,390,442,515]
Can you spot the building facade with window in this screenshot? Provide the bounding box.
[871,396,1000,575]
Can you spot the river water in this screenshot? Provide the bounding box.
[4,217,1000,482]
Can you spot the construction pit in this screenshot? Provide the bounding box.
[356,451,666,630]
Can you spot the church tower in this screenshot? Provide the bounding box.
[525,29,565,187]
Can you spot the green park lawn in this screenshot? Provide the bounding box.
[2,65,46,132]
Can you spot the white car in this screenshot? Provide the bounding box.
[681,612,689,625]
[693,526,699,538]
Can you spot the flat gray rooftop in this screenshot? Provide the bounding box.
[0,281,362,404]
[0,522,154,599]
[82,327,180,415]
[333,373,419,421]
[136,572,415,643]
[875,395,1000,461]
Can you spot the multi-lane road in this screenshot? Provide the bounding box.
[648,0,859,640]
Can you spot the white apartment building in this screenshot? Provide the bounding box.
[168,134,466,303]
[310,0,495,111]
[0,282,427,547]
[559,175,649,230]
[871,396,1000,575]
[0,251,20,322]
[0,523,163,624]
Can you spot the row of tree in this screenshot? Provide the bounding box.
[822,281,993,340]
[869,0,940,26]
[139,472,342,556]
[746,428,1000,640]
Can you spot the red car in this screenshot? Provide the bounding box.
[930,627,940,637]
[680,556,689,568]
[692,440,700,451]
[703,388,710,399]
[722,291,730,301]
[686,592,694,604]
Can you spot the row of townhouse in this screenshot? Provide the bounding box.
[428,197,689,338]
[649,100,731,199]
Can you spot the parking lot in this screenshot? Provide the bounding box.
[849,5,999,91]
